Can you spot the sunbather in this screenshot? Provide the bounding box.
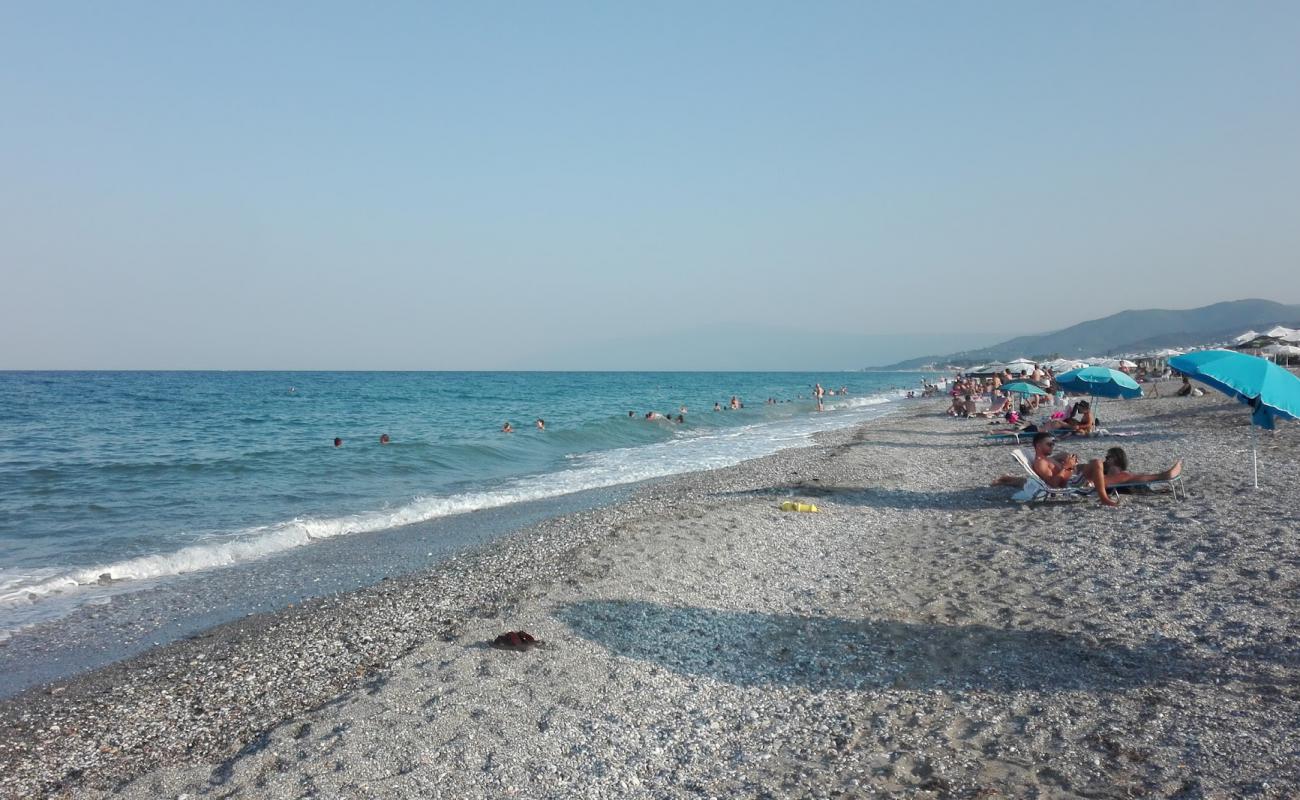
[1040,400,1094,435]
[1103,447,1182,487]
[991,432,1117,506]
[970,394,1012,418]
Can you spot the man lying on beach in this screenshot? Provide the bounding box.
[991,432,1118,506]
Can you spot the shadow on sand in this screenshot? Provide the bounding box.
[556,600,1232,693]
[714,484,1013,511]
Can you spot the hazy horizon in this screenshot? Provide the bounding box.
[3,3,1298,370]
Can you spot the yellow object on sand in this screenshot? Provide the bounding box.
[779,501,819,513]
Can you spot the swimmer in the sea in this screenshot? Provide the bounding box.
[502,422,514,433]
[333,437,343,447]
[379,433,391,444]
[536,418,545,431]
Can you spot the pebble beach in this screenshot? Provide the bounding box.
[2,389,1298,799]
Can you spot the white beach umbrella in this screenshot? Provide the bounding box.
[1263,325,1296,340]
[1262,344,1300,356]
[1233,330,1260,345]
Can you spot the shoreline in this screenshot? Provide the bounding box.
[3,394,1298,798]
[0,406,907,797]
[0,377,915,671]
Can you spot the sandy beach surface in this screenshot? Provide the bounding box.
[2,390,1298,799]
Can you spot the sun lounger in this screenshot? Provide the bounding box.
[1008,449,1094,502]
[1107,473,1187,500]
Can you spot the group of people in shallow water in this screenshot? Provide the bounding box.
[500,419,546,433]
[333,384,849,446]
[333,433,392,447]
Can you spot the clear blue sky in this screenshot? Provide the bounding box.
[2,2,1298,369]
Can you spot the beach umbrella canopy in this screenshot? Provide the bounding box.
[1263,325,1297,340]
[1233,330,1260,345]
[1168,349,1300,489]
[1284,330,1300,344]
[1000,381,1047,397]
[1169,350,1300,429]
[1046,358,1088,372]
[1261,343,1300,357]
[1055,366,1143,399]
[1095,358,1137,370]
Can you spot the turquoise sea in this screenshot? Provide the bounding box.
[0,370,930,685]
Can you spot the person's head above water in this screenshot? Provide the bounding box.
[333,437,342,447]
[379,434,390,444]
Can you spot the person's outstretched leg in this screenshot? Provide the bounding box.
[1114,460,1183,484]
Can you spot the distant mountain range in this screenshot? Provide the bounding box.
[875,299,1300,370]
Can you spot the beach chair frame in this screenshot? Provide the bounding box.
[1107,474,1187,501]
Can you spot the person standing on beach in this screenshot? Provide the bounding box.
[814,383,825,412]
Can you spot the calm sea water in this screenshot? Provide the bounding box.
[0,371,928,639]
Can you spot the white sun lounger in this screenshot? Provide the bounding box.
[1009,449,1093,502]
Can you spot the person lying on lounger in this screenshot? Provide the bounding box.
[1039,400,1094,435]
[1102,447,1182,488]
[969,394,1012,418]
[991,432,1118,506]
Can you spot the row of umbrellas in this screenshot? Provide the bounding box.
[1233,326,1300,346]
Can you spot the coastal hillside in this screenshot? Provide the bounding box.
[877,298,1300,369]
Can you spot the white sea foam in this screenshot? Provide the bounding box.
[0,393,900,632]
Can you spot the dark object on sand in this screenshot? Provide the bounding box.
[491,630,543,651]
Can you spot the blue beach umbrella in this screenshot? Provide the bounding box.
[1000,381,1047,397]
[1055,366,1143,400]
[1168,349,1300,489]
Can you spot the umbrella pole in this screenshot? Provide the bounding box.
[1253,426,1259,490]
